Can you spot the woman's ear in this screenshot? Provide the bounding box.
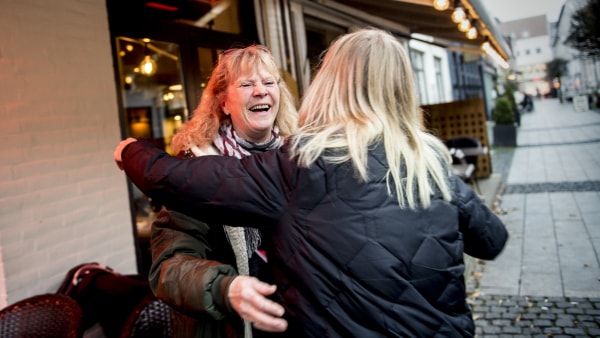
[221,101,230,115]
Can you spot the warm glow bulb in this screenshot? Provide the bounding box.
[451,7,466,23]
[140,55,157,76]
[481,40,509,69]
[466,26,478,39]
[433,0,450,11]
[458,19,471,32]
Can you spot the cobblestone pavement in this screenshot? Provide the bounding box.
[504,181,600,194]
[467,103,600,337]
[469,253,600,337]
[471,294,600,337]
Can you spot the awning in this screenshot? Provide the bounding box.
[312,0,511,62]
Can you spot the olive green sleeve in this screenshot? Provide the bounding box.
[148,207,239,319]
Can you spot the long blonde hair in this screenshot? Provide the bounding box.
[171,45,298,152]
[290,28,452,209]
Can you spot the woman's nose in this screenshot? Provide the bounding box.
[253,84,268,96]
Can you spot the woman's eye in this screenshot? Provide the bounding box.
[264,81,276,86]
[240,82,252,87]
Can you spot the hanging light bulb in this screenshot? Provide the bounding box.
[466,26,478,39]
[458,18,472,32]
[140,55,157,76]
[433,0,450,11]
[451,5,466,23]
[481,39,491,51]
[139,42,157,77]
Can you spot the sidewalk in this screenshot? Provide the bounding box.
[470,98,600,337]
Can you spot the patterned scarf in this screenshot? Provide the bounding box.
[214,122,284,158]
[214,123,283,275]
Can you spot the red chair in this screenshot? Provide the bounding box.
[0,293,83,338]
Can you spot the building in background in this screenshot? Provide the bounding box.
[551,0,599,102]
[499,15,554,97]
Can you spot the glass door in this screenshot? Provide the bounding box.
[114,36,189,272]
[114,39,225,240]
[107,0,258,275]
[112,37,239,274]
[116,37,188,153]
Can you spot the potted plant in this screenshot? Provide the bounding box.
[492,96,517,147]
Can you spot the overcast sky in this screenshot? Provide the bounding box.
[480,0,567,22]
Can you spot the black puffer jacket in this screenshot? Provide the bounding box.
[122,140,508,338]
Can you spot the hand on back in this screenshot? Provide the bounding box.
[228,276,288,332]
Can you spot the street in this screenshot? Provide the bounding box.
[471,98,600,337]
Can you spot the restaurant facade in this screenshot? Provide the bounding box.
[0,0,510,306]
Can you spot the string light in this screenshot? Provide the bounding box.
[432,0,509,69]
[481,40,509,69]
[451,5,466,23]
[466,19,478,40]
[432,0,450,11]
[466,26,478,39]
[458,18,471,32]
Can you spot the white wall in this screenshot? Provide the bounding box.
[0,0,137,305]
[514,35,553,68]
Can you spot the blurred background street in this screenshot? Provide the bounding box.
[471,98,600,337]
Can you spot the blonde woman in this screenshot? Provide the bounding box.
[148,45,296,337]
[116,28,508,337]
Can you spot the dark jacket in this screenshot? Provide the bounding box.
[122,140,508,338]
[149,208,237,337]
[149,190,283,338]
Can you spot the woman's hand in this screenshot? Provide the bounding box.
[114,138,138,170]
[228,276,288,332]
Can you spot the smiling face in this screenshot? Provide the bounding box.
[222,65,281,144]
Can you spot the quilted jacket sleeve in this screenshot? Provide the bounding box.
[121,140,290,228]
[452,177,509,260]
[149,207,237,319]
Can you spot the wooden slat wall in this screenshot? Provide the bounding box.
[422,98,491,178]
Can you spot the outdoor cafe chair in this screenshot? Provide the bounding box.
[449,147,481,194]
[0,293,83,338]
[444,136,488,167]
[120,294,173,338]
